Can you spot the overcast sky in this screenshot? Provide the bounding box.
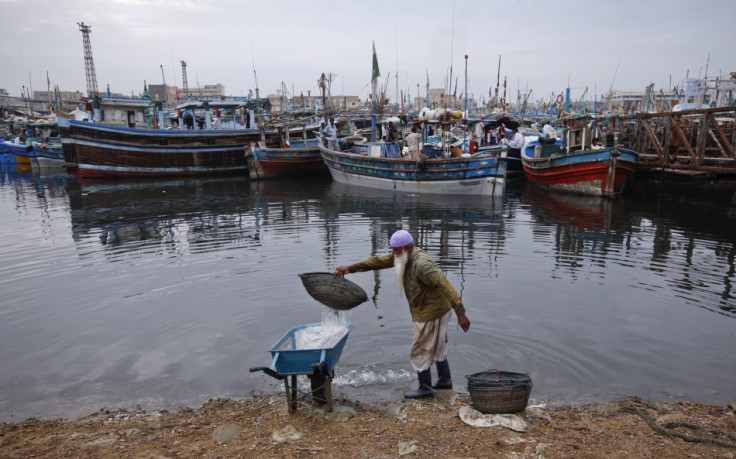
[2,0,734,105]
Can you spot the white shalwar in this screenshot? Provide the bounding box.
[410,309,452,371]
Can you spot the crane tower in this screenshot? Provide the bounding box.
[181,60,189,97]
[77,22,99,97]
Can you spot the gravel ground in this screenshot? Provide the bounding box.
[1,393,735,458]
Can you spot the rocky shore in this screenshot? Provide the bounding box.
[1,393,735,458]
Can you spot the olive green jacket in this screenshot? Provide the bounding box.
[348,247,466,322]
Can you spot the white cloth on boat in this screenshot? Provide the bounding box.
[410,309,452,371]
[474,123,484,142]
[542,124,556,139]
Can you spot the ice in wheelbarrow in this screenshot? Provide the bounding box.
[298,272,368,310]
[278,323,350,350]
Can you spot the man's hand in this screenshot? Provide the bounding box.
[458,314,470,332]
[335,266,350,276]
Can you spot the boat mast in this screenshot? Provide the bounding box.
[160,65,167,103]
[494,55,501,110]
[319,73,327,120]
[502,75,507,116]
[395,23,399,113]
[46,71,52,113]
[464,54,468,151]
[426,70,430,108]
[371,41,380,141]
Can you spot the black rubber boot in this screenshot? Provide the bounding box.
[404,369,434,399]
[431,360,453,390]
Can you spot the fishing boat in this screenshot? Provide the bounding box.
[245,138,328,180]
[319,135,508,196]
[25,120,64,168]
[320,45,507,195]
[521,135,637,197]
[1,139,35,165]
[57,118,271,178]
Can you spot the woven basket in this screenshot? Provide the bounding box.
[298,272,368,310]
[466,370,533,414]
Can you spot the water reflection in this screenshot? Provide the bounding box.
[521,185,633,281]
[66,177,261,251]
[521,180,736,316]
[64,176,735,317]
[324,181,505,267]
[626,184,736,315]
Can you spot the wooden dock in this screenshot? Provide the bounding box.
[622,107,736,176]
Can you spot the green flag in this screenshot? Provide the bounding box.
[372,41,380,81]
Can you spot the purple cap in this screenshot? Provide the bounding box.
[389,230,413,248]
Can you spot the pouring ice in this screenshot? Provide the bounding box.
[291,307,351,349]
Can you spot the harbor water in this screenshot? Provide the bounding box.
[0,166,734,422]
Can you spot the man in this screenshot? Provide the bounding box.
[506,127,524,149]
[325,117,338,150]
[319,122,327,147]
[335,230,470,399]
[405,126,422,160]
[387,121,399,143]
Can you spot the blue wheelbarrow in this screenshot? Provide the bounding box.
[250,322,353,413]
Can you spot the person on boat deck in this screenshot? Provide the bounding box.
[405,126,422,160]
[335,230,471,399]
[497,124,507,141]
[591,137,604,149]
[501,127,524,149]
[387,122,399,143]
[325,118,338,150]
[319,122,327,147]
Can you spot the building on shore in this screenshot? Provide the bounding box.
[266,90,362,113]
[146,84,179,103]
[605,88,680,113]
[412,89,479,113]
[181,83,226,99]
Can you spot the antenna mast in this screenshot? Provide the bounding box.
[77,22,99,97]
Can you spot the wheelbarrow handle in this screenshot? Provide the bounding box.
[249,366,285,380]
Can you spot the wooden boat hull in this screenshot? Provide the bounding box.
[2,141,35,165]
[58,118,253,177]
[522,142,637,197]
[246,139,328,180]
[64,138,248,177]
[319,143,507,196]
[507,148,523,175]
[33,156,65,169]
[478,145,522,176]
[32,143,65,168]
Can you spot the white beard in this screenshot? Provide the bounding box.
[394,252,409,297]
